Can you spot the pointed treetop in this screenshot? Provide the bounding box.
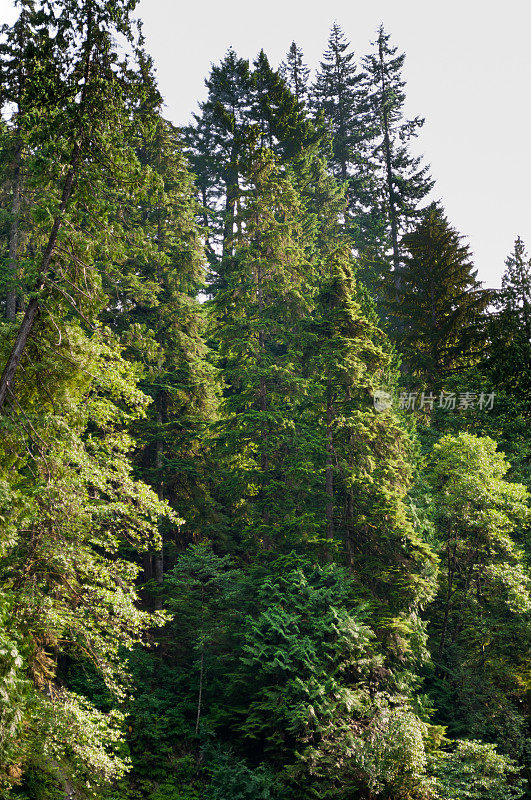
[279,41,310,103]
[501,236,531,304]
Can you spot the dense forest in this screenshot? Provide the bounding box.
[0,2,530,799]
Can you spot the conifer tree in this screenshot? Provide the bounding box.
[107,115,218,582]
[210,147,316,552]
[312,24,369,189]
[0,1,177,791]
[251,49,314,159]
[469,237,531,488]
[2,19,524,800]
[0,333,169,793]
[0,0,157,410]
[0,0,55,320]
[305,246,436,618]
[210,141,436,622]
[184,49,253,268]
[427,434,531,762]
[488,236,531,393]
[186,49,315,289]
[362,26,433,292]
[279,41,310,104]
[395,204,490,385]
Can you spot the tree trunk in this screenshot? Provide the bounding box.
[325,379,334,548]
[256,235,272,545]
[345,415,356,566]
[436,531,456,672]
[143,552,152,582]
[378,34,401,299]
[153,402,165,585]
[195,642,204,735]
[0,0,94,411]
[222,154,239,261]
[6,144,22,322]
[153,203,166,584]
[0,149,80,410]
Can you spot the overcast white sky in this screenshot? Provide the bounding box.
[2,0,530,287]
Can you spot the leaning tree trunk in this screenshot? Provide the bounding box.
[0,2,94,412]
[0,148,81,409]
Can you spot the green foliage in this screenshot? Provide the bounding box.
[280,42,310,104]
[0,0,175,793]
[204,745,285,800]
[395,204,490,384]
[362,26,433,237]
[426,433,531,760]
[431,740,526,800]
[1,9,530,800]
[0,592,33,792]
[312,23,368,187]
[193,551,434,799]
[0,328,170,792]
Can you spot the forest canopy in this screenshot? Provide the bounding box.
[0,3,529,800]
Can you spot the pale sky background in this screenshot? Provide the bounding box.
[1,0,530,287]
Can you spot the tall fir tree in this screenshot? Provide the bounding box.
[185,49,314,293]
[209,140,436,631]
[105,114,218,583]
[0,0,57,320]
[210,147,316,553]
[279,41,310,104]
[303,233,437,617]
[0,0,157,409]
[312,23,371,203]
[0,0,177,792]
[395,204,490,386]
[184,48,253,269]
[488,236,531,393]
[362,26,433,294]
[251,49,313,158]
[469,236,531,488]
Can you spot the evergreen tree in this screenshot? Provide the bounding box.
[302,232,437,616]
[362,26,433,293]
[145,547,438,800]
[426,434,531,766]
[210,141,436,627]
[0,1,176,792]
[395,204,490,385]
[0,333,169,794]
[222,556,434,800]
[2,18,526,800]
[0,1,56,320]
[488,236,531,393]
[106,114,218,583]
[312,24,369,191]
[185,48,315,289]
[279,41,310,104]
[184,48,253,268]
[210,147,315,553]
[0,0,157,409]
[251,49,313,158]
